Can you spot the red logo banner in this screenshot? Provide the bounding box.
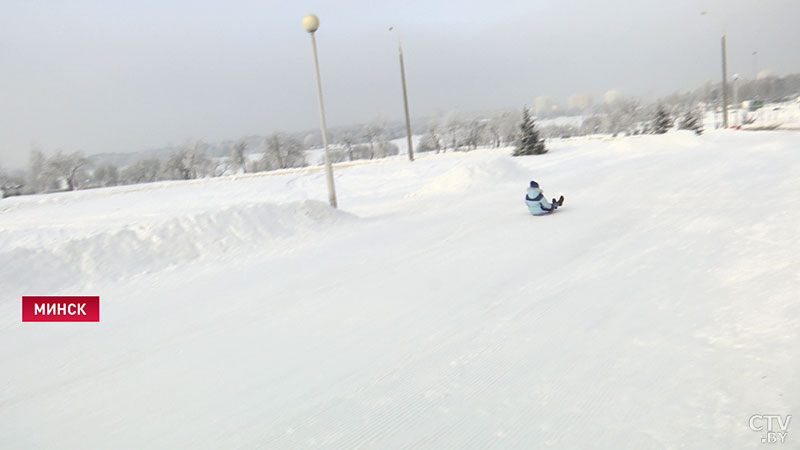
[22,296,100,322]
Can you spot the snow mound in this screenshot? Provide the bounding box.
[410,157,530,196]
[0,200,354,293]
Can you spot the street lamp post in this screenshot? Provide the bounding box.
[733,73,740,125]
[752,51,759,81]
[302,14,337,208]
[721,34,729,128]
[701,11,729,129]
[390,27,414,162]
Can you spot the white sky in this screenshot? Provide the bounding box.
[1,0,798,168]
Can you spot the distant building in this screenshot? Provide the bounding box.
[534,96,557,116]
[604,89,623,104]
[568,93,594,111]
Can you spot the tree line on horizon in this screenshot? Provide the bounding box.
[2,72,797,198]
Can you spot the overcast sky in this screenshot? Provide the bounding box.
[1,0,798,168]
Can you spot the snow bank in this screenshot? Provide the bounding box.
[0,200,354,293]
[410,156,530,197]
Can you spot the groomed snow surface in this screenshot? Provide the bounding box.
[1,131,798,449]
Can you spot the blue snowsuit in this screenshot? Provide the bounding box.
[525,186,554,215]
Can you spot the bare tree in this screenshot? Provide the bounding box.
[162,142,210,180]
[0,166,25,198]
[442,112,466,151]
[92,164,119,187]
[340,132,357,161]
[602,98,640,136]
[418,115,445,153]
[264,134,283,170]
[121,158,161,184]
[486,116,503,148]
[260,133,308,171]
[0,165,8,197]
[462,119,486,151]
[349,144,372,161]
[229,139,247,174]
[164,148,192,180]
[327,147,349,163]
[210,160,229,177]
[361,121,384,159]
[280,136,307,169]
[373,138,399,158]
[417,128,441,153]
[580,116,603,135]
[44,151,88,190]
[27,149,49,193]
[498,112,519,147]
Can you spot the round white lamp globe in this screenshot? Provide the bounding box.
[302,14,320,33]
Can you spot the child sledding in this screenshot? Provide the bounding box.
[525,180,564,216]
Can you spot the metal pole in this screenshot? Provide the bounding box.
[752,51,758,81]
[398,46,414,161]
[308,32,337,208]
[733,76,740,125]
[390,28,414,162]
[721,34,729,129]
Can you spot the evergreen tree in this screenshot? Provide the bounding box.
[678,110,704,135]
[651,105,673,135]
[512,107,547,156]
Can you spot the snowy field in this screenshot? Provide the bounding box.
[1,130,798,449]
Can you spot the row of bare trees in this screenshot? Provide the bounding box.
[3,99,702,199]
[320,120,400,163]
[227,133,309,174]
[22,144,215,194]
[0,165,25,198]
[8,126,400,197]
[7,136,308,197]
[412,98,710,152]
[414,111,520,153]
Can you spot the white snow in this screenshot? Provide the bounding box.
[1,130,798,449]
[706,101,800,130]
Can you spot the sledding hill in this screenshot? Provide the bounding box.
[1,130,798,449]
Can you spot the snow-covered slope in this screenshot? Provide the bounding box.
[1,131,798,449]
